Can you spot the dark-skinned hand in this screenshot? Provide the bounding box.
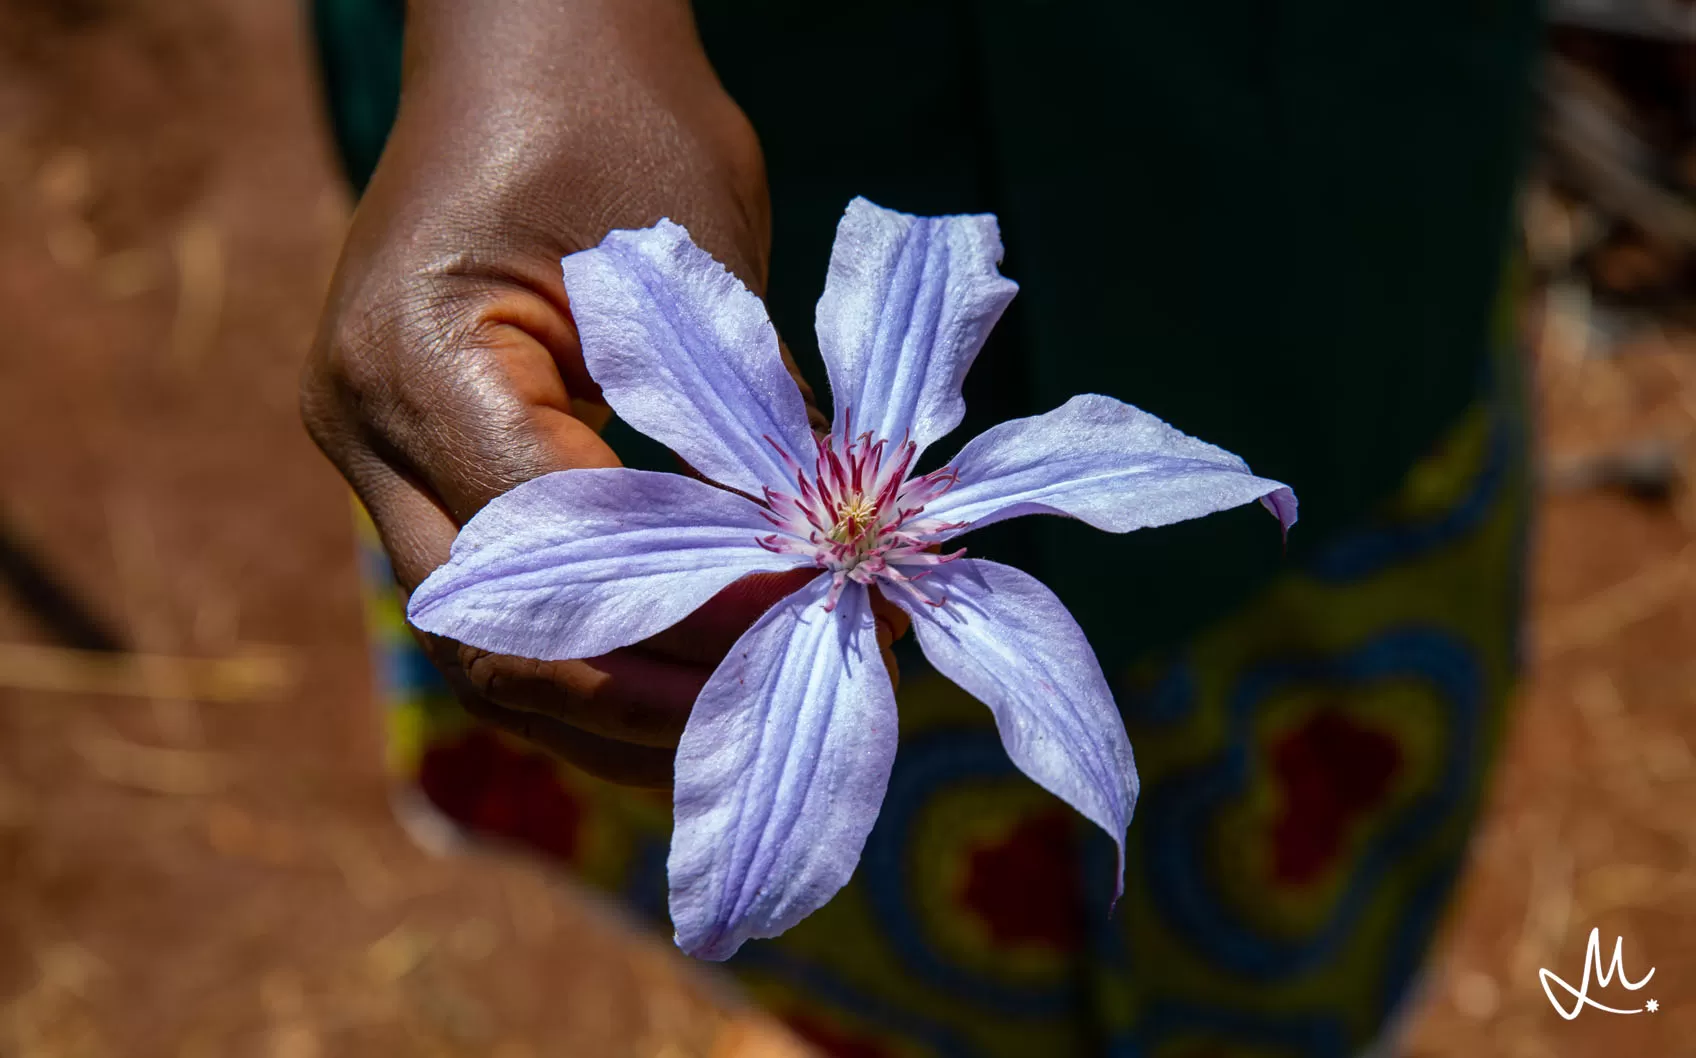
[300,0,908,788]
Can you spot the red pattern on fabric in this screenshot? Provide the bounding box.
[958,809,1083,951]
[785,1013,898,1058]
[1269,709,1402,884]
[418,728,583,861]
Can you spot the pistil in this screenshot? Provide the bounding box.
[758,417,967,610]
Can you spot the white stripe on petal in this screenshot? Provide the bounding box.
[408,468,811,660]
[815,198,1018,459]
[926,394,1297,539]
[668,577,896,960]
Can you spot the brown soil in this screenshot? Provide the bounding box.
[1403,325,1696,1055]
[0,3,788,1056]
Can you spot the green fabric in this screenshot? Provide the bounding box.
[691,1,1540,659]
[310,0,402,194]
[310,0,1540,658]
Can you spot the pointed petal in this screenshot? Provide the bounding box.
[924,394,1298,539]
[562,221,817,495]
[889,559,1137,899]
[668,577,896,960]
[815,198,1018,455]
[408,468,811,660]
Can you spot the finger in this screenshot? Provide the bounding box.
[869,586,908,692]
[455,644,707,749]
[456,569,826,747]
[570,396,615,433]
[393,293,622,523]
[331,403,809,751]
[345,458,462,595]
[868,586,911,644]
[304,292,613,587]
[339,460,700,749]
[640,569,821,665]
[458,695,676,789]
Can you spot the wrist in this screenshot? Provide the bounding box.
[382,0,770,291]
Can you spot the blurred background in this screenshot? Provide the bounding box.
[2,1,1695,1056]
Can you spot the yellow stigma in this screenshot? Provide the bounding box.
[830,494,880,546]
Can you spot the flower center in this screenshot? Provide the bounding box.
[829,494,881,549]
[757,414,967,610]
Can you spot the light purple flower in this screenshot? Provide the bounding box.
[408,198,1297,961]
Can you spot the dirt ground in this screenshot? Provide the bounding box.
[1,3,1693,1057]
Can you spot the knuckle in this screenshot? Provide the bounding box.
[321,316,402,417]
[300,309,402,462]
[458,645,508,699]
[459,644,575,714]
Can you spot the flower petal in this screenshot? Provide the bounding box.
[562,221,817,495]
[889,559,1137,900]
[815,197,1018,455]
[668,576,896,960]
[408,468,811,660]
[925,394,1298,539]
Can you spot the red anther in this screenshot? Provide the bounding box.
[825,445,849,492]
[753,427,969,608]
[821,570,849,612]
[874,472,903,511]
[877,444,918,508]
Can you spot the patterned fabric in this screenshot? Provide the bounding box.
[355,277,1527,1057]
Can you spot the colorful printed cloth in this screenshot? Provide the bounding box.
[356,291,1527,1057]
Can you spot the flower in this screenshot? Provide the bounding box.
[407,198,1297,960]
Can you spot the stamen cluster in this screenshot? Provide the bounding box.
[758,414,965,611]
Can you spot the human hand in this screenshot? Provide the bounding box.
[300,0,906,787]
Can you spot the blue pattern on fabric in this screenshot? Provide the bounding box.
[1143,629,1482,979]
[858,729,1078,1018]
